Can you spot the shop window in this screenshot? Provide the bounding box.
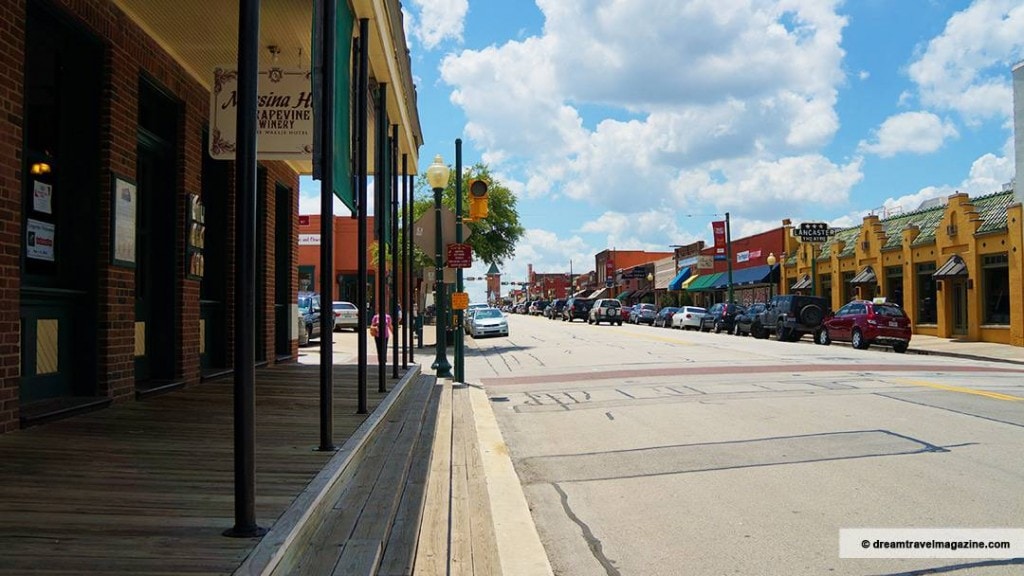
[841,271,855,303]
[885,266,903,308]
[982,254,1009,325]
[916,262,937,323]
[818,274,832,307]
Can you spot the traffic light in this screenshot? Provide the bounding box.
[467,178,489,220]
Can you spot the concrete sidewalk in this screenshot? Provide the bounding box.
[905,333,1024,365]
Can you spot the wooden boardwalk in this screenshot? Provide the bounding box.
[0,362,411,575]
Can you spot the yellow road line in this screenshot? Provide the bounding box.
[894,378,1024,401]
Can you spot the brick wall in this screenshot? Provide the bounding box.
[0,0,301,432]
[0,0,25,433]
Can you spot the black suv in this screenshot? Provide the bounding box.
[298,291,333,344]
[756,294,829,341]
[562,297,593,322]
[546,298,567,319]
[700,302,745,333]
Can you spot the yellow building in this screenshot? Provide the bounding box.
[780,190,1023,347]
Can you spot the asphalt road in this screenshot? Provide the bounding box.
[464,313,1024,576]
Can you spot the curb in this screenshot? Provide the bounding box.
[233,365,422,576]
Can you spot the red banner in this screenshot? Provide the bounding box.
[712,220,726,248]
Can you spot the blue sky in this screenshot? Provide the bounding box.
[301,0,1024,303]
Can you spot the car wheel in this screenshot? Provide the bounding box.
[306,325,314,344]
[776,322,792,342]
[892,341,908,354]
[714,322,722,334]
[852,329,870,350]
[816,328,831,346]
[617,321,622,326]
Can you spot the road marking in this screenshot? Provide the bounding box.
[895,378,1024,401]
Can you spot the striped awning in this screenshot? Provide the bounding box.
[933,255,967,278]
[791,275,812,291]
[685,272,723,292]
[667,267,692,291]
[849,265,877,285]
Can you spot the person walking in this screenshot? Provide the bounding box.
[370,311,392,360]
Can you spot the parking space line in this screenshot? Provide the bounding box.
[894,378,1024,401]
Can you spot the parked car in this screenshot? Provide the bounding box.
[757,294,829,341]
[732,302,766,336]
[467,307,509,338]
[545,299,567,319]
[562,297,594,322]
[620,304,632,322]
[528,300,549,316]
[700,302,745,333]
[297,309,309,346]
[298,291,333,344]
[816,299,911,353]
[332,301,359,331]
[588,298,623,325]
[653,306,678,328]
[671,306,707,330]
[629,303,657,325]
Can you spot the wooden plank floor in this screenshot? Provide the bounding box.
[0,363,410,575]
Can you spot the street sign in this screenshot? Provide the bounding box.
[796,222,835,242]
[451,292,469,310]
[413,207,472,255]
[447,243,473,268]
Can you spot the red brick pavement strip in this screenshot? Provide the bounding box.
[481,362,1024,387]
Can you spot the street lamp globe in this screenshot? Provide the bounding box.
[646,272,653,282]
[767,252,777,267]
[426,154,450,189]
[766,252,777,300]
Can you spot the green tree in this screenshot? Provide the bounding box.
[408,162,524,269]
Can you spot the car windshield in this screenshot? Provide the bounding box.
[640,304,655,311]
[333,302,355,310]
[606,300,621,308]
[475,309,502,319]
[298,296,313,311]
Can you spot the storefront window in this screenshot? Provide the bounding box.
[982,254,1009,325]
[841,271,855,303]
[916,262,937,323]
[818,274,832,307]
[885,266,903,308]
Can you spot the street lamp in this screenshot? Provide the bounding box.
[426,155,452,378]
[766,252,777,300]
[646,272,656,308]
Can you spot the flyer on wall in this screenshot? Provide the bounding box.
[26,219,55,261]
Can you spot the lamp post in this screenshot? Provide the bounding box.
[426,155,452,378]
[646,272,655,308]
[766,252,777,300]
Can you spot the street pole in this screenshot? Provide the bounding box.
[810,244,817,297]
[454,139,464,383]
[726,212,734,303]
[426,155,452,378]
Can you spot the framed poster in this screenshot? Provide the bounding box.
[111,174,137,268]
[185,193,205,280]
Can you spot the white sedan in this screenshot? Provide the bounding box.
[671,306,707,330]
[468,308,509,338]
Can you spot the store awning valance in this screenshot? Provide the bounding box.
[616,290,633,301]
[686,272,723,292]
[667,267,693,291]
[933,255,967,278]
[791,275,812,291]
[708,265,774,289]
[849,266,877,285]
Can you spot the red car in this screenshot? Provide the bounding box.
[816,299,911,353]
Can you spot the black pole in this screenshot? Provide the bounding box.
[407,170,417,358]
[225,0,265,538]
[726,211,734,304]
[355,20,369,414]
[402,154,409,368]
[433,176,452,378]
[454,139,464,382]
[391,125,400,378]
[376,83,388,394]
[317,0,336,452]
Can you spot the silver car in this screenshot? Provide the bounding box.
[332,301,359,331]
[468,308,509,338]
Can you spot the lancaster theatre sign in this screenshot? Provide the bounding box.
[209,66,314,159]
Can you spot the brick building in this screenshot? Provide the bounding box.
[1,0,421,433]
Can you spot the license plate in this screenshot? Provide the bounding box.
[889,321,899,327]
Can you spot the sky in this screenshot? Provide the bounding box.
[299,0,1024,304]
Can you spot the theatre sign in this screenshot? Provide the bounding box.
[209,67,314,160]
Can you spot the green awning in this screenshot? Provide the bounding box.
[616,290,633,301]
[686,272,723,291]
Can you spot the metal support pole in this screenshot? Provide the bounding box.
[317,0,336,453]
[375,83,388,394]
[402,154,409,368]
[225,0,265,538]
[355,19,369,414]
[454,139,464,382]
[408,171,417,358]
[391,124,399,379]
[810,244,817,297]
[726,212,734,304]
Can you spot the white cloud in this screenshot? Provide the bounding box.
[907,0,1024,123]
[857,111,959,157]
[439,0,852,220]
[858,70,869,81]
[408,0,468,49]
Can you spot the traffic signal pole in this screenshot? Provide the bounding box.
[455,139,465,383]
